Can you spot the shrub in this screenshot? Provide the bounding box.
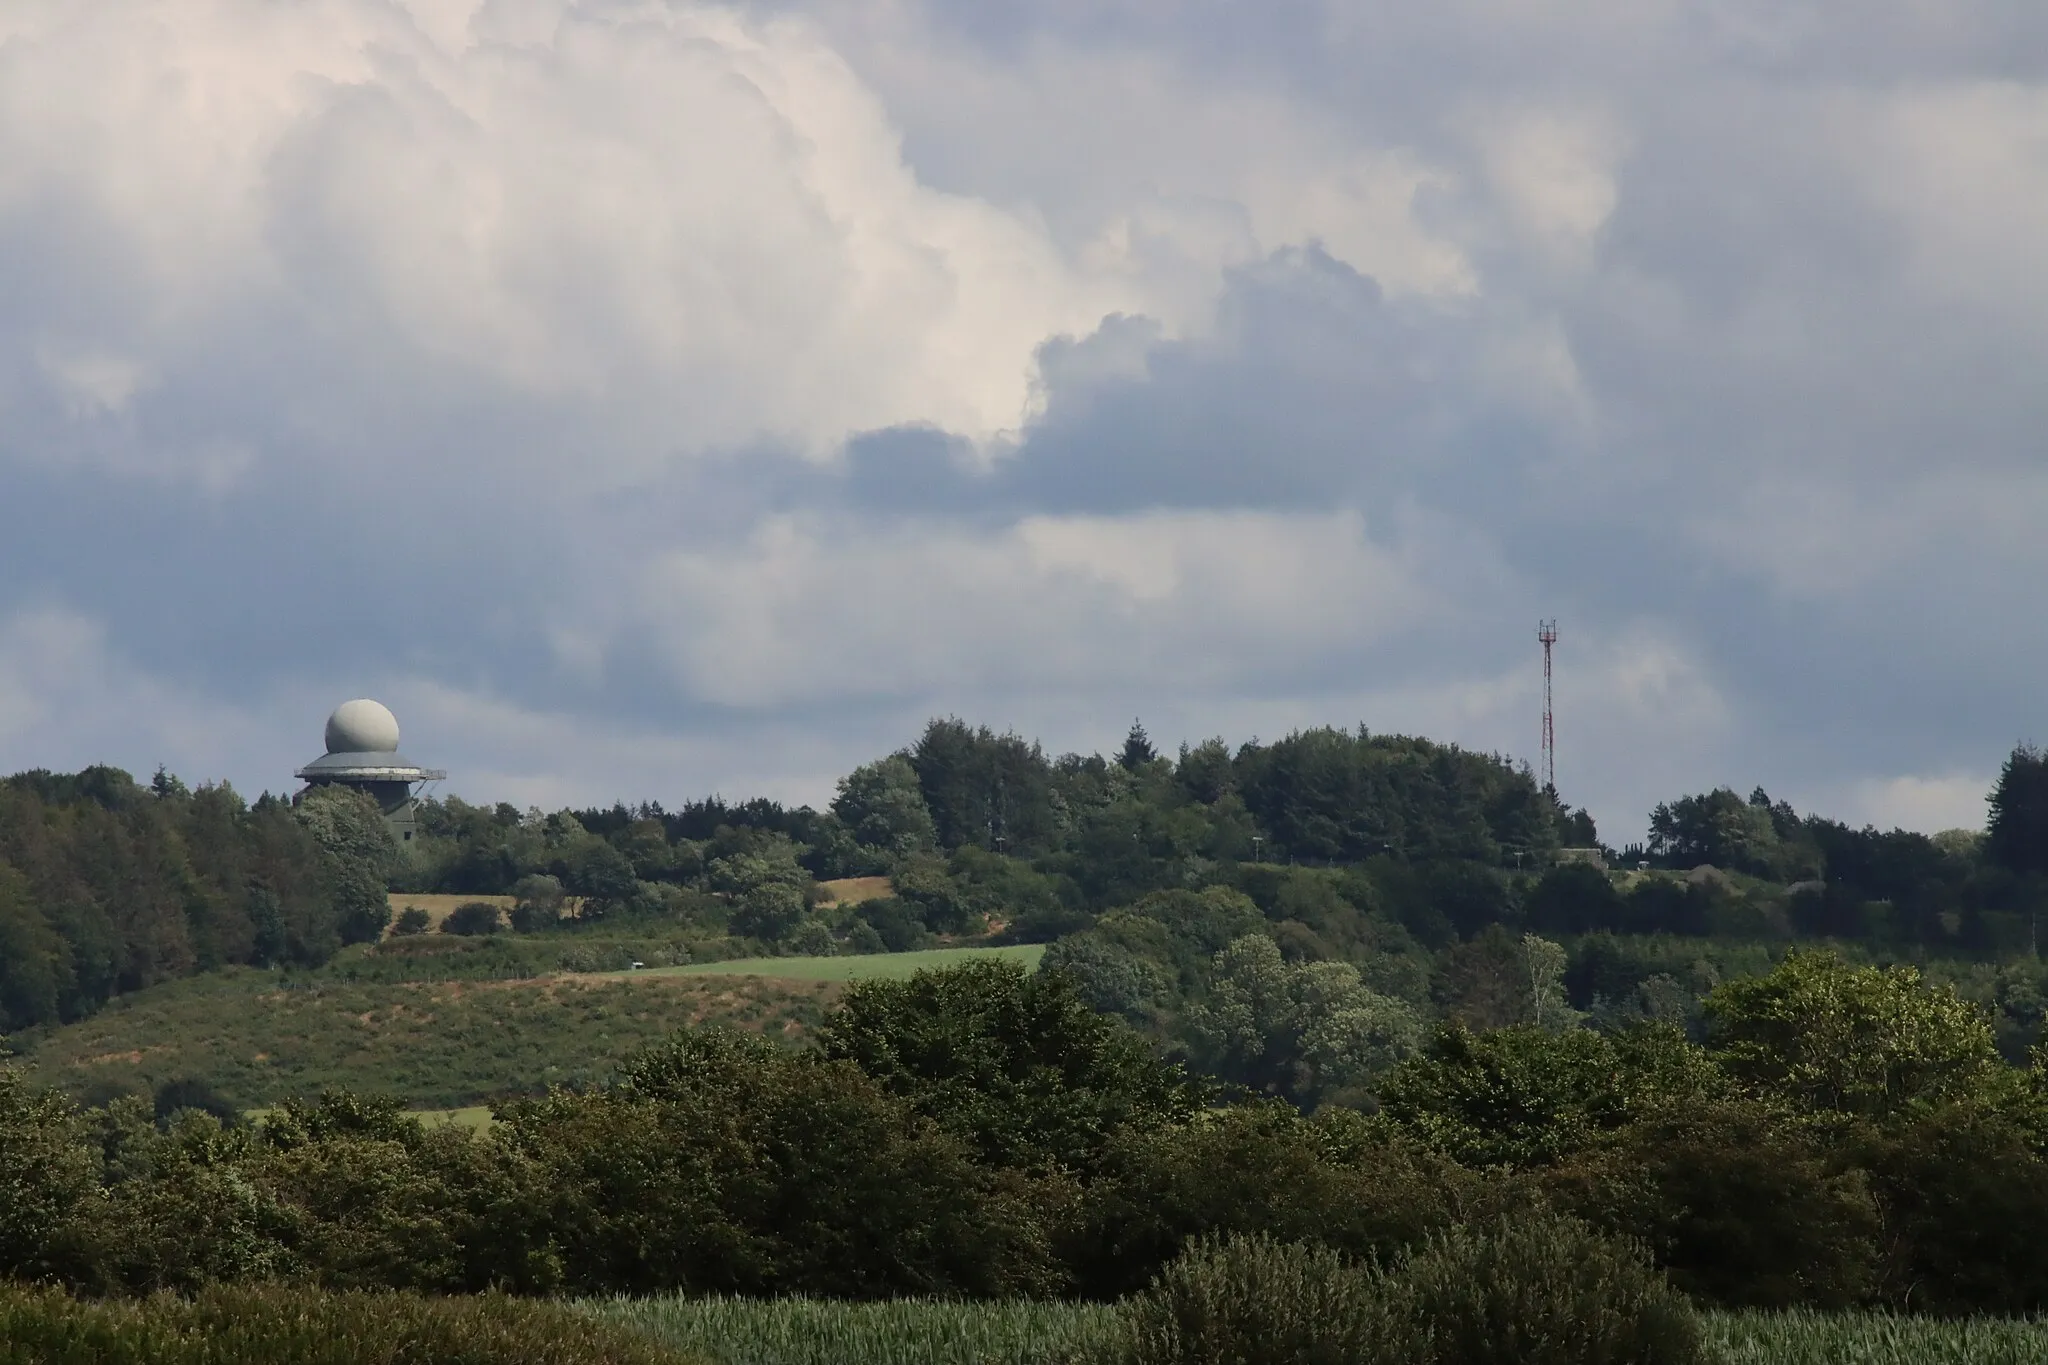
[1065,1104,1491,1299]
[0,1069,97,1282]
[821,960,1198,1174]
[497,1028,1060,1298]
[392,906,432,935]
[0,1282,695,1365]
[1397,1213,1703,1365]
[510,875,565,932]
[1543,1100,1880,1309]
[1108,1234,1402,1365]
[442,902,504,936]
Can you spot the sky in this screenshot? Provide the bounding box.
[1,0,2044,843]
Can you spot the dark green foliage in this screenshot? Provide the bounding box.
[819,961,1198,1173]
[910,718,1061,855]
[0,1068,97,1282]
[852,895,935,951]
[1108,1234,1403,1365]
[441,902,504,936]
[0,778,341,1029]
[1858,1100,2048,1314]
[296,785,399,946]
[1065,1104,1492,1299]
[391,906,431,935]
[556,840,638,914]
[500,1027,1057,1298]
[1235,729,1550,865]
[151,1077,239,1125]
[1397,1213,1703,1365]
[1041,936,1164,1019]
[1378,1021,1724,1168]
[1988,744,2048,877]
[1525,862,1626,935]
[832,755,938,857]
[1119,720,1158,772]
[0,1283,696,1365]
[1544,1100,1882,1308]
[728,882,806,941]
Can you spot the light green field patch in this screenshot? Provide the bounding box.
[605,944,1046,983]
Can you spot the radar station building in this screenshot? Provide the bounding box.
[294,699,446,844]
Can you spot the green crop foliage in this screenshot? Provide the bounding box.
[580,1298,2048,1365]
[586,1295,1121,1365]
[0,1283,704,1365]
[1701,1310,2048,1365]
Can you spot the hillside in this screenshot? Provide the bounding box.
[7,942,1047,1111]
[11,967,837,1111]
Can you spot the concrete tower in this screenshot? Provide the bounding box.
[294,699,446,844]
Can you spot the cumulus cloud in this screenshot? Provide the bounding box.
[0,0,2043,843]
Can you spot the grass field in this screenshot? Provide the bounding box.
[608,944,1046,982]
[15,968,837,1110]
[586,1297,2048,1365]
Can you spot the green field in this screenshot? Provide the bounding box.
[584,1297,2048,1365]
[13,967,838,1111]
[608,944,1046,982]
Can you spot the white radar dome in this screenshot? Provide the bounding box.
[325,699,401,754]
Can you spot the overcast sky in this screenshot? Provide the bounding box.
[1,0,2043,842]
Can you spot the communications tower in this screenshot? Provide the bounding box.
[1537,621,1557,794]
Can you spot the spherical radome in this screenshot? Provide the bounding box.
[325,699,401,754]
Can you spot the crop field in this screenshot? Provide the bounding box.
[815,876,894,907]
[585,1297,2048,1365]
[14,968,837,1111]
[1702,1309,2048,1364]
[608,943,1047,983]
[587,1295,1118,1365]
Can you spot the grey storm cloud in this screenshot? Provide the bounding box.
[0,0,2044,841]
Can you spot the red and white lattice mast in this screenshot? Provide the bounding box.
[1537,620,1557,795]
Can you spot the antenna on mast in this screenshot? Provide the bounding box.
[1537,620,1558,795]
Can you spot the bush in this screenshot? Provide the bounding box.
[497,1028,1060,1298]
[442,902,504,936]
[392,906,432,935]
[1397,1213,1703,1365]
[1065,1104,1490,1299]
[0,1069,97,1282]
[1109,1234,1402,1365]
[0,1282,695,1365]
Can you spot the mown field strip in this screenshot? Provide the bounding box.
[602,944,1046,982]
[588,1297,2048,1365]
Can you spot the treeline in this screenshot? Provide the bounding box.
[8,952,2048,1318]
[0,770,394,1033]
[9,720,2048,1038]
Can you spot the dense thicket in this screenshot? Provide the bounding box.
[9,952,2048,1318]
[0,769,355,1032]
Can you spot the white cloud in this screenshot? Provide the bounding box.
[0,0,1212,486]
[629,508,1434,707]
[1839,773,1991,835]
